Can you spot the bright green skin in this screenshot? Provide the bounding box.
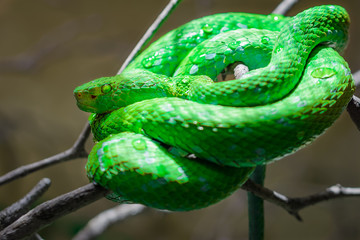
[74,5,355,211]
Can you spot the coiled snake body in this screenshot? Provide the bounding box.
[74,5,354,211]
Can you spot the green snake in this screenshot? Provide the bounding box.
[74,5,355,211]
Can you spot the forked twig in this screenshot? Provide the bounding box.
[241,180,360,221]
[0,178,51,230]
[0,184,109,240]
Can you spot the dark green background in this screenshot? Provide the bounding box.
[0,0,359,239]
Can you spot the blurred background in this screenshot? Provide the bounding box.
[0,0,359,239]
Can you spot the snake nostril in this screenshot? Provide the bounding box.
[75,93,82,99]
[91,95,97,99]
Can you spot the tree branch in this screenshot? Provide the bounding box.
[0,183,109,240]
[272,0,298,15]
[346,70,360,130]
[27,233,44,240]
[241,180,360,221]
[347,95,360,131]
[4,178,357,240]
[73,204,146,240]
[0,123,90,186]
[0,178,51,230]
[117,0,183,74]
[353,70,360,88]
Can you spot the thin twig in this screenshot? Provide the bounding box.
[0,178,51,230]
[353,70,360,88]
[0,123,90,186]
[241,180,360,221]
[73,204,146,240]
[347,95,360,131]
[272,0,298,15]
[0,183,109,240]
[346,70,360,130]
[117,0,183,74]
[27,233,44,240]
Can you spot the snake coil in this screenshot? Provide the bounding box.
[74,5,354,211]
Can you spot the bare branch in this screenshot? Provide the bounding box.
[241,180,360,221]
[27,233,44,240]
[0,183,109,240]
[0,123,90,186]
[0,178,51,230]
[272,0,298,15]
[347,95,360,131]
[353,70,360,88]
[72,124,91,151]
[73,204,146,240]
[346,70,360,130]
[117,0,183,74]
[241,180,302,220]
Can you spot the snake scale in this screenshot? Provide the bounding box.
[74,5,355,211]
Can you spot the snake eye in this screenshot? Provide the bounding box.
[101,84,112,94]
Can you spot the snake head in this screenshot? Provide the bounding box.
[74,69,175,114]
[74,76,120,114]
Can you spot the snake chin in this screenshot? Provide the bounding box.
[76,101,97,113]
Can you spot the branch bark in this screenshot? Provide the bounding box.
[0,183,109,240]
[241,180,360,221]
[272,0,298,15]
[0,178,51,230]
[347,95,360,131]
[117,0,183,74]
[73,204,146,240]
[353,70,360,88]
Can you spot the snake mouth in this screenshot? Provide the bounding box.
[74,91,100,113]
[76,102,97,113]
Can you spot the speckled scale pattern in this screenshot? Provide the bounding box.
[90,47,354,167]
[174,29,278,79]
[75,5,355,211]
[86,132,253,210]
[186,5,350,106]
[126,13,288,76]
